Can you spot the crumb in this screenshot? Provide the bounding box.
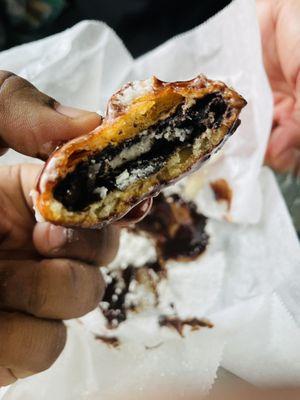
[159,316,213,337]
[135,193,209,262]
[210,179,232,210]
[95,334,120,348]
[145,342,163,350]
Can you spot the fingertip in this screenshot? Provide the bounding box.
[33,222,68,256]
[55,104,96,119]
[0,367,17,387]
[115,197,153,227]
[55,104,102,132]
[35,105,103,158]
[33,222,120,266]
[0,72,103,158]
[99,225,120,264]
[0,147,8,157]
[75,112,103,134]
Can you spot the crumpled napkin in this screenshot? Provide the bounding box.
[1,0,300,398]
[0,0,272,224]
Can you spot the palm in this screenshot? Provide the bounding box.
[257,0,300,174]
[0,164,38,260]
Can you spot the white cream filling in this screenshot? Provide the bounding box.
[109,132,153,169]
[115,164,157,190]
[30,189,46,223]
[162,126,189,142]
[39,156,61,193]
[93,186,108,199]
[115,169,130,189]
[90,103,198,198]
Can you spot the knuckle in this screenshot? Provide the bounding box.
[0,367,17,386]
[88,242,102,265]
[63,259,82,290]
[0,312,19,363]
[83,267,104,314]
[0,263,13,307]
[34,322,66,373]
[84,268,105,315]
[92,269,105,306]
[27,262,48,316]
[0,312,66,374]
[0,71,15,89]
[50,322,67,358]
[62,259,92,316]
[85,267,105,311]
[63,260,103,317]
[0,72,27,104]
[0,208,13,250]
[105,226,120,263]
[94,227,120,266]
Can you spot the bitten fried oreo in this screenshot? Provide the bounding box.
[33,75,246,228]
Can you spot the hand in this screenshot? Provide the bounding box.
[257,0,300,174]
[0,71,151,386]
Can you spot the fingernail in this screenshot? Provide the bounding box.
[116,198,153,226]
[55,104,99,119]
[139,197,153,215]
[37,141,61,159]
[273,150,295,172]
[47,224,69,251]
[0,147,8,156]
[268,128,288,158]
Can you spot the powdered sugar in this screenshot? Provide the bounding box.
[108,230,156,270]
[115,164,156,190]
[115,169,130,190]
[93,186,108,199]
[30,189,46,222]
[115,78,153,107]
[38,156,61,193]
[107,78,154,118]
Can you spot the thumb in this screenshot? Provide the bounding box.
[0,71,101,159]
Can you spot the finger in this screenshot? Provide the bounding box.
[115,198,153,227]
[271,0,300,88]
[0,259,105,319]
[266,122,300,173]
[0,311,66,377]
[0,367,16,387]
[268,122,300,154]
[265,147,300,175]
[0,71,101,159]
[0,148,8,157]
[0,164,41,253]
[33,222,120,265]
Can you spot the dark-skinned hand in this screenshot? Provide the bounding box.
[0,71,152,386]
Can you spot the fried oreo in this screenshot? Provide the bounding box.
[33,75,246,228]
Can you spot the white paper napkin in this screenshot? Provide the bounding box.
[0,0,300,398]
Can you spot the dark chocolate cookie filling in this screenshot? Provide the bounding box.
[158,316,213,337]
[135,193,209,261]
[100,194,210,329]
[101,266,135,327]
[100,263,161,328]
[54,93,228,211]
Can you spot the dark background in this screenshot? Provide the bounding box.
[0,0,231,57]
